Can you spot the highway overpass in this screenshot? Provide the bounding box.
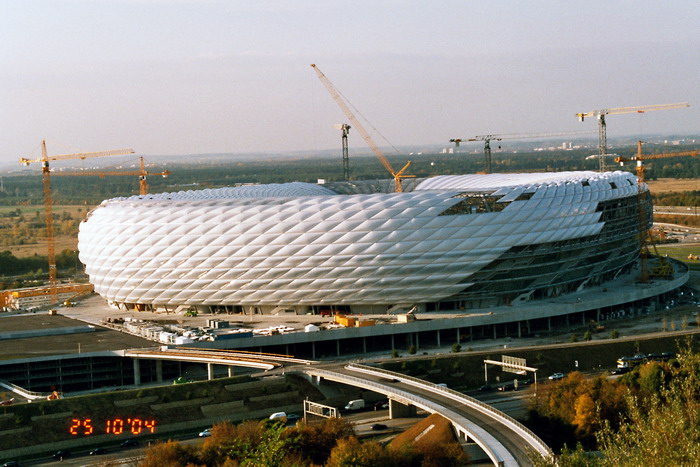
[299,363,552,467]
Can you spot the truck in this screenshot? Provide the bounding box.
[344,399,365,411]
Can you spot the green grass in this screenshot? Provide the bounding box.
[655,244,700,271]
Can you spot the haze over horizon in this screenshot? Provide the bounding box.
[2,1,698,165]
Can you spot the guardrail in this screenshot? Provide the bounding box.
[346,363,553,460]
[303,367,513,466]
[125,350,278,370]
[0,379,49,401]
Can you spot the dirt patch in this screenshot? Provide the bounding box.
[647,178,700,193]
[388,412,457,448]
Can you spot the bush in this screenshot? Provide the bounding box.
[408,345,417,355]
[451,343,462,353]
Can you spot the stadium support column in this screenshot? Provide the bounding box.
[133,359,141,386]
[207,363,214,380]
[363,337,367,354]
[312,342,316,359]
[336,340,340,357]
[228,366,234,377]
[436,330,441,347]
[156,360,163,383]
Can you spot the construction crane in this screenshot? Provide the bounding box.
[20,140,134,304]
[450,130,595,174]
[311,64,414,192]
[615,140,698,282]
[53,157,171,196]
[333,124,351,181]
[576,102,689,172]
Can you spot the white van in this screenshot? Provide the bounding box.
[344,399,365,411]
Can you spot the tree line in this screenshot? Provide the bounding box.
[530,340,700,466]
[0,249,81,288]
[1,144,699,206]
[140,416,468,467]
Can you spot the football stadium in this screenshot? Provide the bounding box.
[78,170,655,316]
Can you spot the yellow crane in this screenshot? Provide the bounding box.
[311,64,414,192]
[615,140,698,282]
[575,102,689,172]
[450,130,595,174]
[53,156,171,196]
[20,140,134,304]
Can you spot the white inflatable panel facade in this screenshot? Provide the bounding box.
[78,171,648,311]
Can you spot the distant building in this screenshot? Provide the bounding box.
[78,172,649,315]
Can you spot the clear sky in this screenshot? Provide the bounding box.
[1,0,698,163]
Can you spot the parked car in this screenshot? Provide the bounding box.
[498,383,515,392]
[478,384,494,392]
[610,367,631,375]
[198,428,212,437]
[120,439,138,448]
[371,423,388,431]
[286,413,302,423]
[548,372,565,381]
[2,461,19,467]
[89,448,107,455]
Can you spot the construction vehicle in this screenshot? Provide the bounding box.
[615,140,698,281]
[311,64,415,192]
[450,130,594,174]
[576,102,689,172]
[19,140,134,304]
[53,156,170,196]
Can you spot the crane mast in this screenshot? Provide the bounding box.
[334,124,351,181]
[575,102,689,172]
[450,130,594,174]
[54,157,171,196]
[615,140,698,282]
[20,140,134,303]
[311,64,414,192]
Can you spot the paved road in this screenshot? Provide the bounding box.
[309,363,547,467]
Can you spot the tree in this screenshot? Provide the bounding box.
[140,440,201,467]
[326,436,399,467]
[287,417,355,465]
[572,393,596,437]
[536,344,700,466]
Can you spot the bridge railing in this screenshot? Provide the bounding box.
[304,367,508,466]
[347,363,553,459]
[0,379,48,401]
